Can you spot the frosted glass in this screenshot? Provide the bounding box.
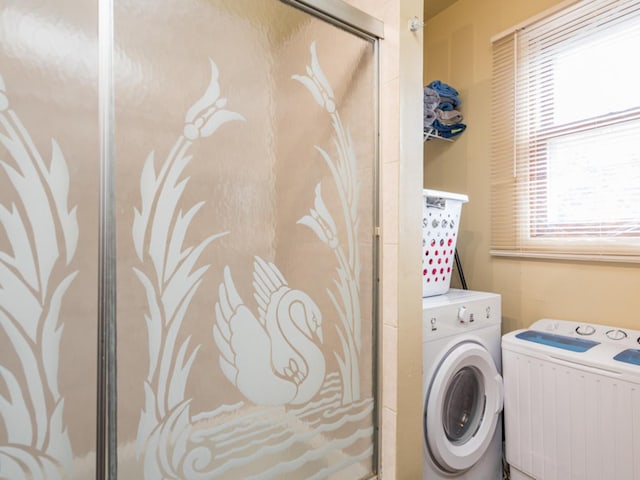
[115,0,377,478]
[0,1,99,478]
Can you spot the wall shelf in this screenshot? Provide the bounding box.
[423,128,454,143]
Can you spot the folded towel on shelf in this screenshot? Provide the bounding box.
[424,110,437,129]
[424,87,440,115]
[431,119,467,138]
[438,101,454,111]
[436,108,463,125]
[424,86,440,108]
[438,95,461,109]
[427,80,460,102]
[423,86,440,129]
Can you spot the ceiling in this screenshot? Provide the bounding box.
[425,0,457,21]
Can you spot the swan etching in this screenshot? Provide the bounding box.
[213,256,326,406]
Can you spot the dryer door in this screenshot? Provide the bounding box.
[424,341,503,473]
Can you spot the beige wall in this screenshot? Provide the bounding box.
[424,0,640,334]
[347,0,424,478]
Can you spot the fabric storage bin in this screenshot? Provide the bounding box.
[422,189,468,297]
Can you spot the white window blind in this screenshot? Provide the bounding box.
[490,0,640,262]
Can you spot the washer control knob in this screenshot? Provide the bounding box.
[457,306,474,324]
[606,329,628,341]
[576,325,596,336]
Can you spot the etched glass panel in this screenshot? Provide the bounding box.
[115,0,378,478]
[0,1,99,478]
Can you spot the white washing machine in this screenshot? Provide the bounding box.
[422,289,504,479]
[503,319,640,480]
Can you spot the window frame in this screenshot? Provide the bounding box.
[490,0,640,262]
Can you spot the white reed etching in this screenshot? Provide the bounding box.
[213,257,326,406]
[132,60,243,479]
[0,73,77,479]
[293,42,363,404]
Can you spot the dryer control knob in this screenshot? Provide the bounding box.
[606,329,628,341]
[457,306,474,324]
[576,325,596,336]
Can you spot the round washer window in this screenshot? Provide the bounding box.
[425,342,503,473]
[442,366,485,445]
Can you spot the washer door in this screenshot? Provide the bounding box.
[424,341,503,473]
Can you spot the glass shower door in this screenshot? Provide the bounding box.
[114,0,380,478]
[0,1,99,478]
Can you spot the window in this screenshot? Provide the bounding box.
[491,0,640,261]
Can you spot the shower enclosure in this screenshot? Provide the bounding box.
[0,0,382,478]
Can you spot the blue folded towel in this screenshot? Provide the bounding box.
[429,80,461,110]
[431,119,467,138]
[438,101,454,111]
[439,96,461,108]
[428,80,459,99]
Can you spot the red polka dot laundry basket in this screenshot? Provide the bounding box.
[422,189,468,297]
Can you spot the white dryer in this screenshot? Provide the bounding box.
[422,289,504,480]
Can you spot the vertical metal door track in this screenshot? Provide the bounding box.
[97,0,117,478]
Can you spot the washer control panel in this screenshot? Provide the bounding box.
[423,290,501,339]
[533,319,640,349]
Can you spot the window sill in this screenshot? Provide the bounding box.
[490,249,640,264]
